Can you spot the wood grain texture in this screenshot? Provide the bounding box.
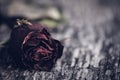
[0,0,120,80]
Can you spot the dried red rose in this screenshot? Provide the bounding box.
[9,19,63,71]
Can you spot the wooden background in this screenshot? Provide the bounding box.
[0,0,120,80]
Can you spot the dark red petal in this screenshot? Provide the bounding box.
[54,40,64,58]
[41,41,54,51]
[28,22,44,31]
[41,28,51,36]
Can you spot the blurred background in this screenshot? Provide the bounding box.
[0,0,120,80]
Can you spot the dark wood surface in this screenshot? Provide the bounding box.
[0,0,120,80]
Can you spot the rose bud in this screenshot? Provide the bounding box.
[8,19,64,71]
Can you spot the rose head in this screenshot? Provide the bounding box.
[9,19,63,71]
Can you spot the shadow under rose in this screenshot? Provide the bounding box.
[0,46,13,69]
[0,46,34,72]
